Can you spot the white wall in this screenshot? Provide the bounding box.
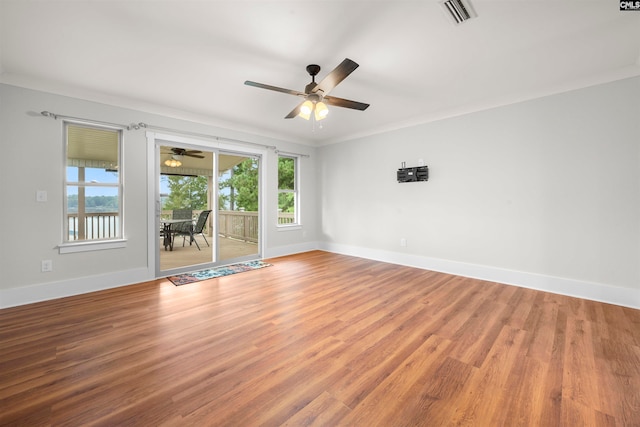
[2,78,639,309]
[318,77,640,308]
[0,84,317,308]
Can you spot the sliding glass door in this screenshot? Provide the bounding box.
[217,153,260,263]
[158,144,215,273]
[154,140,261,276]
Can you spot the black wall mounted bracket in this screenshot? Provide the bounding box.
[397,165,429,183]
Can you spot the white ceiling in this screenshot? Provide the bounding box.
[1,1,639,146]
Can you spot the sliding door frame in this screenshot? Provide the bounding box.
[146,131,267,278]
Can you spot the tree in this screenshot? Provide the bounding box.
[278,157,295,189]
[162,158,259,213]
[278,157,295,213]
[67,194,118,213]
[219,158,259,211]
[163,175,208,210]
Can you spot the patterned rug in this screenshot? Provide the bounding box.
[167,260,273,286]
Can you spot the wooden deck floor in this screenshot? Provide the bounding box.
[1,251,638,426]
[160,235,258,271]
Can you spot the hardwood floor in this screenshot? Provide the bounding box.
[1,251,639,426]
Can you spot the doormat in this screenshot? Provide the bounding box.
[167,260,272,286]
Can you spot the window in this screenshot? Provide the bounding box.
[277,155,298,225]
[63,122,123,246]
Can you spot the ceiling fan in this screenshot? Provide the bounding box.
[244,58,370,120]
[163,147,205,159]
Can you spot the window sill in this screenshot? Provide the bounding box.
[277,224,302,231]
[58,239,127,254]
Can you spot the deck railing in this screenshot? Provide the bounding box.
[218,211,259,243]
[68,210,295,242]
[68,212,119,240]
[217,211,296,242]
[277,212,295,224]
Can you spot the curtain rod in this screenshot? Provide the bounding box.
[40,111,136,130]
[41,111,289,152]
[275,150,311,158]
[137,123,277,150]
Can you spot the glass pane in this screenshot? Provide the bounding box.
[86,167,119,183]
[66,185,79,214]
[66,166,119,184]
[159,147,216,271]
[278,156,295,190]
[66,185,119,241]
[278,192,296,224]
[219,158,259,211]
[66,186,119,213]
[67,167,78,182]
[218,154,259,263]
[162,175,208,211]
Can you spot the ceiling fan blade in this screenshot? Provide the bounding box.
[324,95,370,111]
[285,101,305,119]
[170,148,205,158]
[312,58,359,95]
[244,81,305,97]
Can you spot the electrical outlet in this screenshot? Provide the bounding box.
[41,260,53,272]
[400,238,407,247]
[36,190,48,202]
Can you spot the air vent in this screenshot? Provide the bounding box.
[441,0,475,24]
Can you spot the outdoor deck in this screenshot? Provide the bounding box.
[159,235,258,271]
[66,210,265,271]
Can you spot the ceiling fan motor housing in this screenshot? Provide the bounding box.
[306,64,321,77]
[305,64,322,94]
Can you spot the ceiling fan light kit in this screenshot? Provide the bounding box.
[300,101,313,116]
[162,147,205,167]
[299,98,329,121]
[314,102,329,120]
[244,58,369,122]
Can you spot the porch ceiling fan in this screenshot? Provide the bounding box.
[244,58,370,120]
[163,147,205,159]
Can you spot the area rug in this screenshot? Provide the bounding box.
[168,260,272,286]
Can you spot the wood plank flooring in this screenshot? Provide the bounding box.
[1,251,639,426]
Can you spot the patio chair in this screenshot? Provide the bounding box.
[172,209,192,220]
[174,210,211,250]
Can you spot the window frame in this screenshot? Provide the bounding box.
[277,154,300,228]
[59,120,126,253]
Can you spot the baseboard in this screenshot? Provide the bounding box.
[3,243,636,311]
[318,242,640,310]
[0,267,152,309]
[263,241,320,259]
[0,242,321,309]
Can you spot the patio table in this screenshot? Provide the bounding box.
[161,219,193,251]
